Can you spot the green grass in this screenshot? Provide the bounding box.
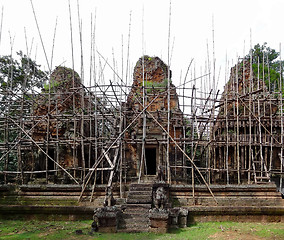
[0,220,283,240]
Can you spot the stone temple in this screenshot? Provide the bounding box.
[0,54,284,232]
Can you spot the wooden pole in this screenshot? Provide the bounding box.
[8,116,79,184]
[279,43,283,190]
[146,110,218,204]
[236,57,240,184]
[166,0,172,184]
[78,95,161,202]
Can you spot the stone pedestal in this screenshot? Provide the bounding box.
[179,208,188,228]
[169,207,180,229]
[93,206,120,233]
[149,208,169,233]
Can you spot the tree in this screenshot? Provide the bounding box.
[246,43,284,92]
[0,51,48,173]
[0,51,47,95]
[250,43,279,65]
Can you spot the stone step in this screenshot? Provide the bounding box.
[256,181,271,184]
[129,184,153,192]
[127,197,152,204]
[118,184,153,232]
[127,195,152,201]
[123,209,150,214]
[118,214,150,230]
[123,210,150,216]
[119,224,149,230]
[129,184,152,188]
[128,193,152,199]
[127,194,152,200]
[129,188,152,193]
[122,203,151,209]
[128,191,152,196]
[123,208,152,215]
[124,205,151,210]
[117,227,149,233]
[130,185,152,188]
[122,213,149,220]
[123,219,149,226]
[127,192,152,199]
[121,226,149,231]
[122,204,151,214]
[120,222,149,228]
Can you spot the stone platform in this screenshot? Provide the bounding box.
[0,183,283,225]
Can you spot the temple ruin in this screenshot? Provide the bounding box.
[0,54,284,231]
[212,59,282,185]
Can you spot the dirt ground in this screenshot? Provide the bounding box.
[208,229,281,240]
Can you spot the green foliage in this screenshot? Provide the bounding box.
[0,51,48,106]
[43,66,81,93]
[0,51,48,112]
[249,42,279,65]
[0,51,47,174]
[43,80,61,92]
[0,220,283,240]
[246,43,284,92]
[141,78,170,94]
[0,51,47,93]
[252,63,281,91]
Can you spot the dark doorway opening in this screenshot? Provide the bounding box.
[47,149,55,171]
[145,148,156,175]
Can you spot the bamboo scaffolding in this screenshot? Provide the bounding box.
[0,4,283,205]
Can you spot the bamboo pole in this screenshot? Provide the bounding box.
[225,57,229,184]
[7,35,15,183]
[248,38,253,184]
[258,57,264,181]
[279,43,283,190]
[68,0,77,178]
[138,64,147,182]
[30,0,51,72]
[76,0,86,180]
[166,0,172,184]
[182,59,194,180]
[88,13,93,171]
[78,95,161,202]
[266,55,273,181]
[236,57,240,184]
[138,12,146,182]
[125,11,132,90]
[119,36,124,197]
[8,116,79,184]
[0,85,83,164]
[50,17,58,71]
[90,170,97,202]
[146,109,218,204]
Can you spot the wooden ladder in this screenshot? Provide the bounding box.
[251,150,270,184]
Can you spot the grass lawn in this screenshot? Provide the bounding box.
[0,220,283,239]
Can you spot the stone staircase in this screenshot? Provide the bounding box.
[118,183,153,232]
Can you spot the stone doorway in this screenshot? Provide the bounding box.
[145,147,157,175]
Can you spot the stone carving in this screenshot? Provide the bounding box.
[178,208,189,228]
[153,186,167,209]
[103,186,115,207]
[91,216,99,233]
[169,208,180,229]
[156,165,165,183]
[149,208,170,233]
[93,206,120,233]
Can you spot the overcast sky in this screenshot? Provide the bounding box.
[0,0,283,94]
